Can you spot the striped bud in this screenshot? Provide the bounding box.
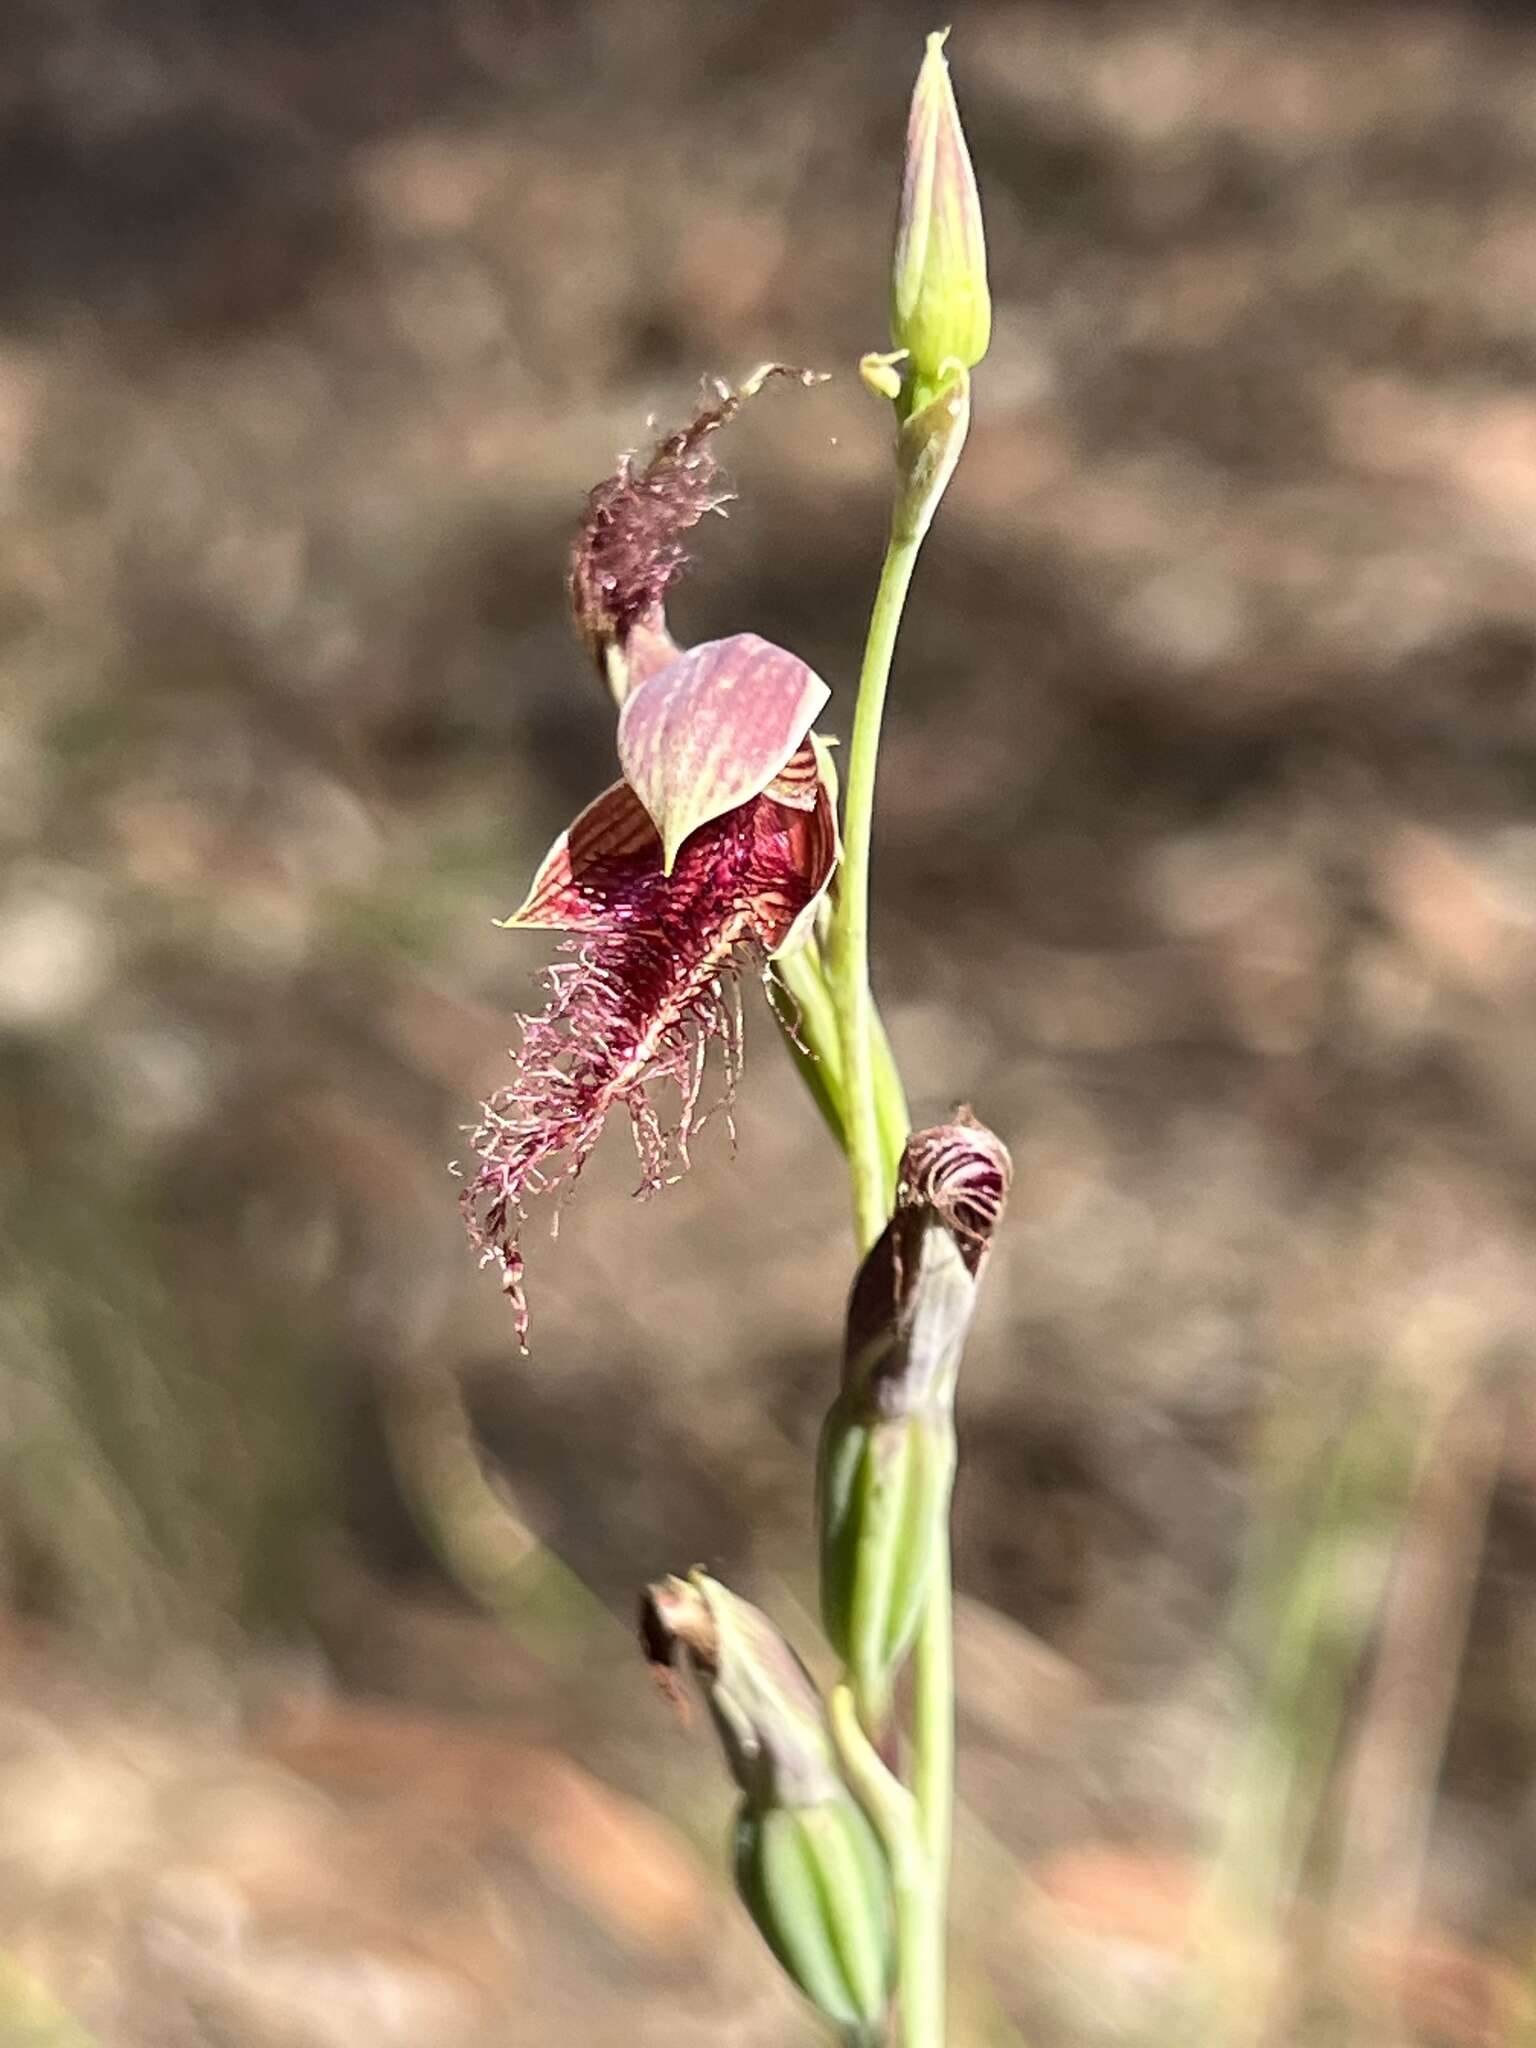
[734,1801,894,2039]
[818,1114,1011,1721]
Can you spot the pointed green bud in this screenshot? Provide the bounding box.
[733,1802,894,2039]
[891,31,990,399]
[640,1572,895,2036]
[818,1115,1011,1721]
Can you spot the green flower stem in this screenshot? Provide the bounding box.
[869,997,913,1193]
[914,1516,954,1888]
[830,524,923,1249]
[829,367,970,1252]
[820,377,972,2045]
[830,1684,943,2048]
[771,939,911,1189]
[771,939,851,1154]
[913,1531,950,2048]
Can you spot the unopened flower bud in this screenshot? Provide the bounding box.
[640,1571,894,2034]
[898,1110,1012,1277]
[818,1114,1011,1719]
[891,31,991,400]
[734,1801,893,2039]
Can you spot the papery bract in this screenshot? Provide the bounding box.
[641,1570,841,1806]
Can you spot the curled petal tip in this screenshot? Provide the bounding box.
[899,1110,1012,1270]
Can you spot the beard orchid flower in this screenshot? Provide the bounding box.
[461,375,839,1342]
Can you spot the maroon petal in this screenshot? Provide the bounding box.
[743,740,840,956]
[617,633,830,873]
[497,781,663,934]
